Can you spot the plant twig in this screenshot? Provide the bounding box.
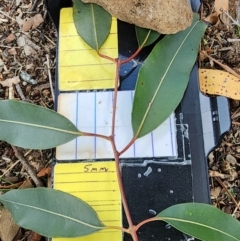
[111,59,121,138]
[134,217,159,231]
[199,50,240,79]
[81,131,110,141]
[45,54,55,102]
[119,135,137,156]
[110,138,139,241]
[120,47,143,65]
[232,121,240,126]
[0,182,24,189]
[220,8,240,27]
[0,10,16,22]
[97,52,116,63]
[216,177,240,215]
[227,38,240,42]
[105,225,130,233]
[0,160,21,179]
[11,146,43,187]
[29,0,39,11]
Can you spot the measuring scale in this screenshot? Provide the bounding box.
[46,1,231,240]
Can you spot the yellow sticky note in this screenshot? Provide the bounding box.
[59,8,118,91]
[53,161,122,241]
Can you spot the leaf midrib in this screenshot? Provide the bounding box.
[161,217,240,241]
[91,4,98,50]
[135,20,200,137]
[1,198,104,230]
[0,118,80,135]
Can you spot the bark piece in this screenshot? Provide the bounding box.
[82,0,193,34]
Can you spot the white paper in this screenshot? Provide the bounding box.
[56,91,177,160]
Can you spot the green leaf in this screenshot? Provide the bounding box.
[135,26,160,47]
[0,100,80,149]
[158,203,240,241]
[0,188,105,238]
[132,14,207,138]
[73,0,111,50]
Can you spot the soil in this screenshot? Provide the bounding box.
[201,0,240,220]
[0,0,239,240]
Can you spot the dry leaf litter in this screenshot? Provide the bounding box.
[0,0,56,239]
[201,0,240,220]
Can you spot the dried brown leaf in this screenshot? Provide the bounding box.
[204,12,219,25]
[22,14,43,32]
[215,0,229,15]
[8,47,17,55]
[1,76,20,87]
[22,17,34,32]
[19,179,33,189]
[27,232,42,241]
[0,209,20,241]
[32,14,44,29]
[37,167,52,177]
[199,68,240,100]
[5,33,16,43]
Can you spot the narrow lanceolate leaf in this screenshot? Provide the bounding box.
[199,69,240,100]
[0,100,80,149]
[158,203,240,241]
[73,0,111,50]
[135,26,160,47]
[132,14,207,138]
[0,188,105,238]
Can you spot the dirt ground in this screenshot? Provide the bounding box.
[0,0,240,240]
[201,0,240,220]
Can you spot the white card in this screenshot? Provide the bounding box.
[56,91,177,160]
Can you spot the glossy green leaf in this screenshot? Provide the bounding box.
[73,0,111,50]
[132,14,207,138]
[0,188,105,238]
[135,26,160,47]
[158,203,240,241]
[0,100,80,149]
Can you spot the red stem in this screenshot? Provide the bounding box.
[110,138,139,241]
[134,217,159,231]
[111,59,121,137]
[81,131,110,141]
[97,51,116,63]
[119,135,137,156]
[109,59,139,241]
[120,47,142,65]
[105,225,130,233]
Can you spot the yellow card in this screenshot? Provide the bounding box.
[53,161,122,241]
[59,8,118,91]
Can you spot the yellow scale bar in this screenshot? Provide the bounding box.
[55,7,121,241]
[53,162,122,241]
[58,8,118,91]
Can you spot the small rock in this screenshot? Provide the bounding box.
[81,0,193,34]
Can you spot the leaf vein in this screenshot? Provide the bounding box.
[136,20,200,137]
[0,119,80,135]
[162,217,240,241]
[2,199,104,230]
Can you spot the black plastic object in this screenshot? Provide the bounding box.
[46,1,231,240]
